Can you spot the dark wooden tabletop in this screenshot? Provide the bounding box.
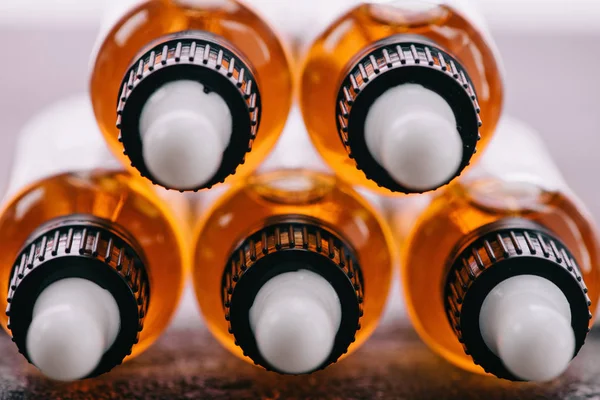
[1,315,599,400]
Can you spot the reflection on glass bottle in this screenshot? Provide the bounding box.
[399,117,600,381]
[0,96,187,381]
[300,0,504,195]
[90,0,293,192]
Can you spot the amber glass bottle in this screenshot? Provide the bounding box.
[300,0,503,195]
[0,95,187,381]
[192,169,394,374]
[90,0,293,192]
[401,117,600,382]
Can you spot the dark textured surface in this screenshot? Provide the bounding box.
[1,320,600,399]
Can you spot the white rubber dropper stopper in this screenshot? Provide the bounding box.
[139,80,233,190]
[364,83,463,192]
[480,275,575,381]
[249,269,342,374]
[26,278,120,381]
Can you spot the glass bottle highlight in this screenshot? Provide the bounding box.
[192,169,394,374]
[401,117,600,381]
[300,0,504,195]
[90,0,293,192]
[0,96,187,381]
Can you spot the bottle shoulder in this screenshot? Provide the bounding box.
[193,170,396,288]
[409,180,600,276]
[92,0,290,81]
[304,2,499,72]
[419,180,584,230]
[197,170,387,247]
[1,172,175,231]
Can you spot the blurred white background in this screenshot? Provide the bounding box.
[0,0,599,217]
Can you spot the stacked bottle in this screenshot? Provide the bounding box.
[90,0,293,191]
[398,117,600,381]
[5,0,598,388]
[300,0,503,194]
[0,96,187,381]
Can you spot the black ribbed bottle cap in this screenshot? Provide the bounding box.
[6,214,150,378]
[336,38,481,193]
[444,218,591,380]
[222,216,364,373]
[116,30,261,191]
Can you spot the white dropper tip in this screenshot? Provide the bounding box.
[364,83,463,192]
[249,269,342,374]
[480,275,575,381]
[139,80,233,190]
[26,278,120,381]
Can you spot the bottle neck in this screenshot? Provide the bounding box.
[337,37,480,193]
[6,214,149,378]
[444,218,591,380]
[221,216,364,373]
[116,30,261,191]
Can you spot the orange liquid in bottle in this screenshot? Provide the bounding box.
[300,2,503,195]
[0,171,188,361]
[90,0,293,189]
[192,170,394,368]
[403,180,600,375]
